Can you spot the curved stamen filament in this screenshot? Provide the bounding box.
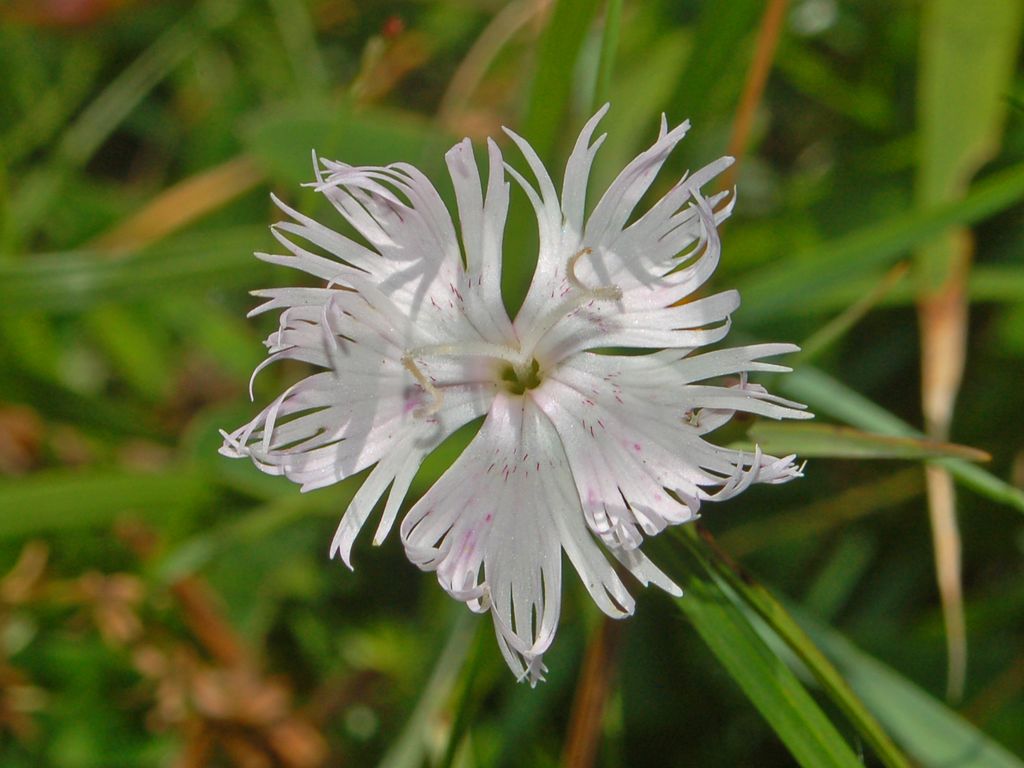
[566,247,592,290]
[402,355,443,417]
[406,341,525,367]
[521,247,623,358]
[567,247,623,301]
[403,341,528,417]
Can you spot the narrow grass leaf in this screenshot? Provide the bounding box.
[378,611,476,768]
[668,0,762,127]
[436,622,488,768]
[592,0,623,113]
[743,422,990,462]
[0,368,167,438]
[737,160,1024,325]
[243,102,452,187]
[521,0,601,162]
[0,467,208,538]
[155,479,357,582]
[915,0,1022,289]
[0,226,269,314]
[674,527,912,768]
[774,39,894,132]
[794,264,1024,314]
[85,305,173,401]
[914,0,1022,700]
[796,609,1024,768]
[797,262,910,364]
[779,367,1024,513]
[650,536,864,768]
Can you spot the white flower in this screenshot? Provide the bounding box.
[221,105,811,684]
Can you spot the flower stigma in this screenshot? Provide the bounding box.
[500,358,542,395]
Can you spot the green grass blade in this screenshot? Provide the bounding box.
[796,263,910,363]
[649,536,864,768]
[378,611,477,768]
[0,466,208,538]
[737,159,1024,324]
[56,17,209,168]
[779,367,1024,513]
[792,264,1024,314]
[0,226,268,314]
[743,422,990,461]
[521,0,601,161]
[0,366,167,438]
[2,44,100,168]
[436,622,487,768]
[243,102,453,187]
[155,478,358,582]
[591,27,690,191]
[775,39,894,132]
[668,0,761,127]
[267,0,330,97]
[916,0,1022,289]
[592,0,623,113]
[796,610,1024,768]
[674,527,912,768]
[85,305,173,401]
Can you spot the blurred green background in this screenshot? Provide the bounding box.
[1,0,1023,766]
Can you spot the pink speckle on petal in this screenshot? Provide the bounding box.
[633,443,642,452]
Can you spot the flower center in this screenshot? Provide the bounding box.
[402,341,531,417]
[500,358,542,395]
[401,248,620,415]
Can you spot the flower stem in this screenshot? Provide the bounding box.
[560,616,623,768]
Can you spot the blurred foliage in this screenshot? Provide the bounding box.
[0,0,1023,766]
